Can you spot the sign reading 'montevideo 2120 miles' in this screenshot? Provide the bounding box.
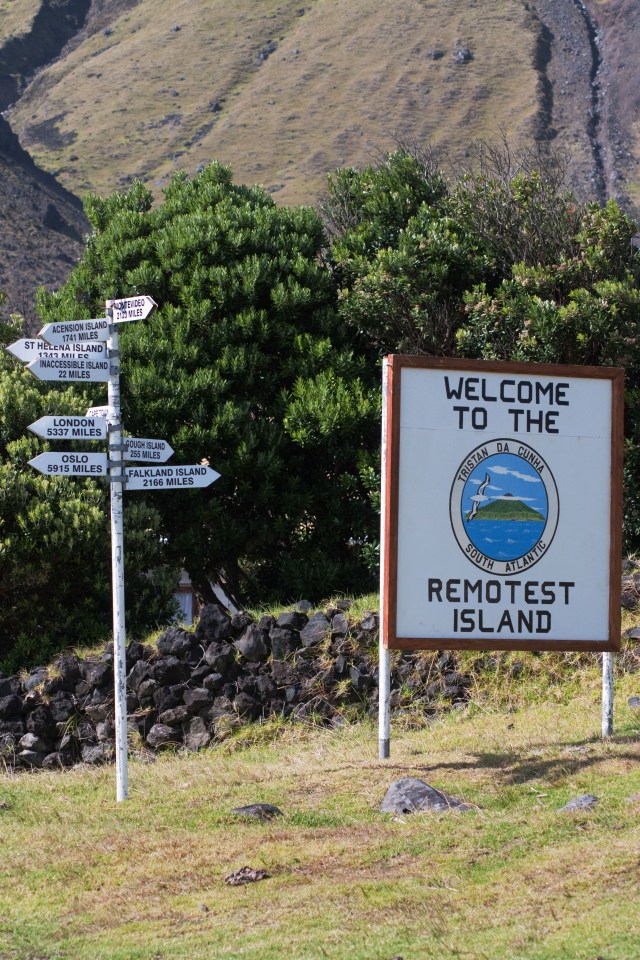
[382,357,624,653]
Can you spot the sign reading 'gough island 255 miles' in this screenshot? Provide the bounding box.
[382,357,624,653]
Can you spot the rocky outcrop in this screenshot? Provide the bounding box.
[0,603,472,772]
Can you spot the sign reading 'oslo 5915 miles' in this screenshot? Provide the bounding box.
[382,357,624,653]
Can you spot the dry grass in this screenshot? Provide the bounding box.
[0,1,39,39]
[1,651,640,959]
[9,0,542,207]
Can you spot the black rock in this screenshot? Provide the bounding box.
[558,794,598,813]
[81,743,113,765]
[350,665,375,691]
[146,724,182,749]
[158,705,190,726]
[628,696,640,709]
[0,677,21,698]
[19,732,49,753]
[79,660,112,688]
[276,611,308,632]
[203,672,224,693]
[195,604,233,645]
[331,613,349,636]
[42,751,73,769]
[300,614,330,648]
[233,692,261,719]
[183,688,212,713]
[153,656,190,686]
[256,675,277,699]
[23,668,48,692]
[235,624,268,661]
[204,642,235,674]
[26,704,57,740]
[127,660,152,693]
[0,695,23,719]
[271,660,296,687]
[184,716,211,751]
[153,684,186,714]
[231,803,283,820]
[55,655,81,683]
[270,627,299,660]
[454,46,473,63]
[359,612,378,632]
[380,777,475,814]
[137,678,158,703]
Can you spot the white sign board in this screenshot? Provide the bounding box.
[125,464,220,490]
[112,295,157,323]
[382,357,624,653]
[28,355,110,382]
[28,416,108,440]
[87,406,109,419]
[7,339,107,363]
[29,452,108,477]
[123,438,174,462]
[39,318,110,345]
[6,339,49,362]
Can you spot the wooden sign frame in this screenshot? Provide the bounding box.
[382,356,624,653]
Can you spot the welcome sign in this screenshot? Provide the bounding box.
[382,357,624,652]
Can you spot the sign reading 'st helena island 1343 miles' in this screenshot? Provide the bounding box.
[382,357,624,653]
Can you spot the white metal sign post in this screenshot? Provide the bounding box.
[8,296,221,801]
[379,356,624,755]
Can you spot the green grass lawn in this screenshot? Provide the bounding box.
[1,650,639,960]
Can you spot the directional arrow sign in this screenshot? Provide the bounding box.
[29,452,108,477]
[86,406,109,419]
[28,416,108,441]
[123,437,174,463]
[28,355,110,383]
[6,338,49,362]
[39,318,110,345]
[112,295,157,323]
[7,339,107,363]
[125,464,220,490]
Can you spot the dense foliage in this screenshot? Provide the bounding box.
[325,148,640,547]
[36,163,379,615]
[3,148,640,668]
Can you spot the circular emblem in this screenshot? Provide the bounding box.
[450,439,559,575]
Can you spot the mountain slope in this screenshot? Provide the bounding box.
[0,0,640,321]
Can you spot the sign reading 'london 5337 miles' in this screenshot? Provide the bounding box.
[382,357,624,653]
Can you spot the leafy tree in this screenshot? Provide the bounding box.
[325,145,640,550]
[37,163,379,608]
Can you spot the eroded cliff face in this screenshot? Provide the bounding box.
[0,0,91,325]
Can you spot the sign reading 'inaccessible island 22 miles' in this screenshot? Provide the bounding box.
[382,357,624,653]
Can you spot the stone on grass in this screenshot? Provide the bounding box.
[231,803,283,821]
[146,723,181,749]
[300,613,330,648]
[628,696,640,710]
[235,624,268,661]
[224,865,270,885]
[557,794,598,813]
[184,717,211,751]
[380,777,474,814]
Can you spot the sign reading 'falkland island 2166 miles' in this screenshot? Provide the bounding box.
[382,357,624,653]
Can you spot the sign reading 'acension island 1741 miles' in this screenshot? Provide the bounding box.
[382,357,624,653]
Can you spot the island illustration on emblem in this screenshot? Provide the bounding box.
[449,439,559,575]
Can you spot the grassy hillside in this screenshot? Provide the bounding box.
[9,0,545,207]
[1,643,639,959]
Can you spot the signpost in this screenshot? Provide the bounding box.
[87,405,109,419]
[122,438,174,463]
[28,451,108,476]
[6,294,221,801]
[379,356,624,756]
[28,355,111,382]
[112,295,157,323]
[38,317,110,345]
[28,416,108,441]
[125,463,220,489]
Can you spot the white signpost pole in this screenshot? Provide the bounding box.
[602,652,614,737]
[379,358,391,760]
[106,301,129,802]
